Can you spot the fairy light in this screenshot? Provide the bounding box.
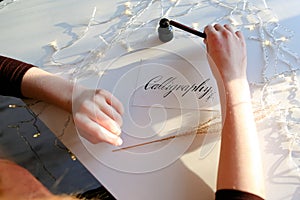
[192,22,199,30]
[245,24,255,31]
[8,104,26,108]
[127,46,134,52]
[263,40,272,46]
[124,9,132,16]
[33,132,41,138]
[258,69,300,170]
[248,25,255,31]
[278,36,287,42]
[68,150,77,161]
[124,1,133,16]
[229,17,240,27]
[48,40,58,51]
[7,109,56,180]
[269,16,279,23]
[124,2,131,8]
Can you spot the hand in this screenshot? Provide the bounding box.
[204,24,247,83]
[73,87,124,146]
[20,66,124,146]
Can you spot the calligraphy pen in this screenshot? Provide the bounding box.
[158,18,206,42]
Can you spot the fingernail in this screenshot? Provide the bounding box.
[116,137,123,146]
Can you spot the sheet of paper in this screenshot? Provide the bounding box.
[73,35,220,174]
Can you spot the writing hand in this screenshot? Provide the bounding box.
[73,87,124,146]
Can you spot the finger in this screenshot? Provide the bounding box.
[236,31,246,49]
[75,113,123,146]
[203,33,207,45]
[213,24,223,31]
[100,103,123,126]
[203,25,214,47]
[94,94,123,126]
[96,89,124,115]
[204,40,209,53]
[204,25,215,35]
[235,30,244,40]
[80,100,122,136]
[93,107,122,136]
[224,24,235,34]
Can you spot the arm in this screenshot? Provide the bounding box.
[0,56,124,146]
[21,67,73,112]
[21,67,124,146]
[0,159,78,200]
[204,24,265,198]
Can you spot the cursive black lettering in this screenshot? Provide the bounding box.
[143,75,214,101]
[144,75,163,90]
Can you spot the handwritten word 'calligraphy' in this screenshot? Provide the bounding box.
[144,75,214,101]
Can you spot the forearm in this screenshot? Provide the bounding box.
[217,79,265,198]
[21,67,124,145]
[21,67,73,112]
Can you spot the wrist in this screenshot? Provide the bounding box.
[223,79,251,105]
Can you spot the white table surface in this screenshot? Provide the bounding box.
[1,0,300,199]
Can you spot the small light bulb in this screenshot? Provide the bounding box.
[49,40,58,50]
[127,46,134,52]
[192,23,199,30]
[230,18,240,27]
[71,155,77,161]
[68,150,77,161]
[279,36,287,42]
[124,2,131,8]
[245,24,255,31]
[33,133,41,138]
[124,9,132,16]
[263,40,271,46]
[269,16,279,22]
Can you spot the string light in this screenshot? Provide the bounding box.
[263,40,271,46]
[124,2,131,8]
[244,24,255,31]
[269,16,279,23]
[48,40,58,51]
[278,36,287,42]
[124,9,133,16]
[192,22,199,30]
[229,17,240,26]
[68,150,77,161]
[33,132,41,138]
[8,104,26,108]
[124,1,133,16]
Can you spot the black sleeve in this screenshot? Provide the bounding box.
[216,189,265,200]
[0,55,34,98]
